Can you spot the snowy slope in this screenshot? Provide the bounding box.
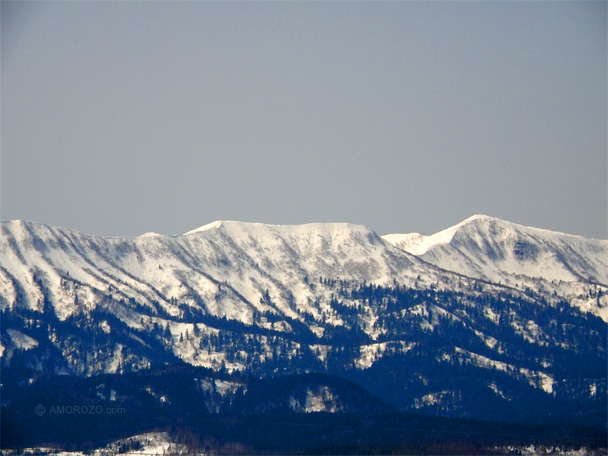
[3,219,509,376]
[2,218,606,424]
[2,216,606,325]
[0,219,459,323]
[384,215,608,318]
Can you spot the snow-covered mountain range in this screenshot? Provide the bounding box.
[1,215,606,445]
[2,216,605,324]
[384,215,607,319]
[0,219,462,324]
[384,215,607,283]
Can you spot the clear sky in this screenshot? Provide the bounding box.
[2,1,606,239]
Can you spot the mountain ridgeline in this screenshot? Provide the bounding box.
[1,216,606,452]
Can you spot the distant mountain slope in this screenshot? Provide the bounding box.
[384,215,608,319]
[1,217,606,432]
[0,219,459,323]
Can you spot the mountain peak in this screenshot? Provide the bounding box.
[384,215,584,257]
[182,220,377,238]
[183,220,226,235]
[461,214,500,225]
[383,214,608,308]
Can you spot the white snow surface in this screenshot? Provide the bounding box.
[0,219,456,325]
[384,215,608,320]
[1,215,606,374]
[289,386,343,413]
[3,432,190,456]
[383,214,607,283]
[355,341,416,369]
[6,328,39,350]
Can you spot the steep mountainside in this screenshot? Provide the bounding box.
[384,215,608,319]
[1,217,606,451]
[1,220,450,322]
[1,219,522,374]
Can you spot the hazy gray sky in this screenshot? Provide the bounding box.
[2,1,606,239]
